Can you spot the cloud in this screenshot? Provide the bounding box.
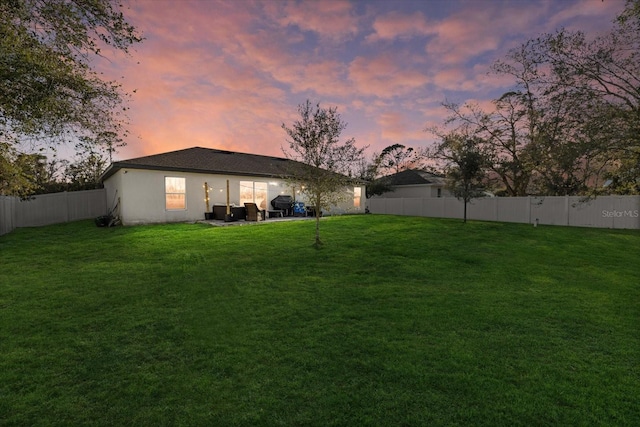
[426,15,501,65]
[348,54,430,98]
[276,0,360,42]
[94,0,622,167]
[548,0,622,33]
[377,111,426,143]
[367,10,435,42]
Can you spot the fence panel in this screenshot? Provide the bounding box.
[497,197,529,223]
[0,189,108,233]
[0,196,17,236]
[611,196,640,229]
[467,198,497,221]
[385,198,404,215]
[403,198,422,217]
[368,198,390,215]
[569,197,609,228]
[67,190,108,223]
[16,193,69,227]
[368,195,640,229]
[529,197,567,226]
[443,198,464,219]
[422,198,445,218]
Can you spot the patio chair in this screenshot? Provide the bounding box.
[244,202,264,221]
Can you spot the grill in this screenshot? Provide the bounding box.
[271,195,294,216]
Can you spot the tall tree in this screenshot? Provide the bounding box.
[0,146,41,198]
[352,153,394,199]
[63,149,108,191]
[431,97,535,196]
[491,0,640,195]
[377,144,422,175]
[431,0,640,197]
[537,2,640,194]
[0,0,142,194]
[282,100,365,247]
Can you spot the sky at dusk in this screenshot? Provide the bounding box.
[97,0,625,163]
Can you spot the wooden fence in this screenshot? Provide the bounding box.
[0,189,108,236]
[368,195,640,229]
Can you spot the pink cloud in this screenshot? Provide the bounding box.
[377,111,426,144]
[348,54,430,98]
[276,0,360,41]
[90,0,623,168]
[426,18,500,65]
[367,10,435,42]
[548,0,622,33]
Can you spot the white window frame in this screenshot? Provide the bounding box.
[240,181,268,209]
[354,187,362,208]
[165,177,186,210]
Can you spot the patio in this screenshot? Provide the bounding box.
[197,215,315,227]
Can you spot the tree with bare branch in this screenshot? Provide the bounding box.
[282,100,365,247]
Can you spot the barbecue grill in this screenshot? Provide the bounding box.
[271,195,294,216]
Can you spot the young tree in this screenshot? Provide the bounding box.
[1,0,142,194]
[429,134,487,223]
[282,100,365,247]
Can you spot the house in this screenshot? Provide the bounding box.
[100,147,365,225]
[373,169,451,199]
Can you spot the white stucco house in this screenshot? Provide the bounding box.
[100,147,366,225]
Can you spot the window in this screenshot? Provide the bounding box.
[354,187,361,208]
[240,181,268,209]
[165,177,186,210]
[437,188,442,198]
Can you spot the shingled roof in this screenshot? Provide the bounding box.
[384,169,445,186]
[101,147,304,181]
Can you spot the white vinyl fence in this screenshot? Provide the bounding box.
[0,189,108,236]
[368,195,640,229]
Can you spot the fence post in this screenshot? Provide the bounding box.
[69,191,74,223]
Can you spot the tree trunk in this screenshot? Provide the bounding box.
[314,194,322,248]
[463,199,467,223]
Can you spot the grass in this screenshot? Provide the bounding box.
[1,215,639,426]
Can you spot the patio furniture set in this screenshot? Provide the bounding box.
[208,195,315,222]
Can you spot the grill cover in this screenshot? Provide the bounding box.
[271,195,294,214]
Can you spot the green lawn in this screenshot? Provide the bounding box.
[1,215,638,426]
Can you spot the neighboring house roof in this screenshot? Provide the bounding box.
[383,169,446,186]
[100,147,304,181]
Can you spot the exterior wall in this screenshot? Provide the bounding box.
[373,184,450,199]
[104,168,366,225]
[368,196,640,229]
[319,184,367,215]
